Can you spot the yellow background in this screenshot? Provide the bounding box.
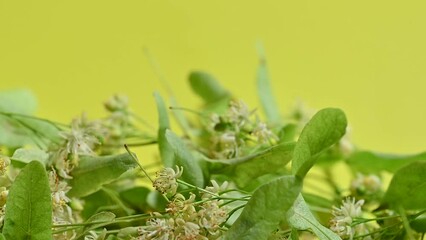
[1,1,426,154]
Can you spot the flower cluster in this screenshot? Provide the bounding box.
[350,173,382,200]
[0,155,10,175]
[205,100,277,159]
[137,169,229,240]
[153,166,183,196]
[49,169,78,240]
[52,114,103,179]
[330,198,372,240]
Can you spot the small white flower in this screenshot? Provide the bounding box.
[201,180,228,200]
[330,198,367,240]
[59,116,100,159]
[153,166,183,195]
[211,132,239,158]
[251,121,278,144]
[228,100,252,125]
[198,200,228,236]
[139,215,175,240]
[0,155,10,175]
[351,173,382,196]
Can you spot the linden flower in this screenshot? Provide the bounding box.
[211,132,239,158]
[153,166,183,195]
[330,198,366,240]
[138,216,175,240]
[351,173,382,196]
[59,116,100,159]
[228,99,252,125]
[252,121,278,144]
[0,155,10,175]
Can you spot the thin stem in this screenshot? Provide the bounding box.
[399,205,415,240]
[124,144,154,183]
[177,179,219,198]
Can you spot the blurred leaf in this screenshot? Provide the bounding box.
[169,97,193,138]
[0,89,57,148]
[291,108,347,179]
[119,187,151,212]
[0,89,37,114]
[165,130,204,187]
[225,176,302,240]
[3,161,52,240]
[68,153,137,198]
[278,123,298,143]
[383,161,426,210]
[0,233,5,240]
[146,191,168,211]
[81,191,113,220]
[256,46,281,124]
[410,212,426,233]
[346,151,426,173]
[154,92,174,167]
[289,229,299,240]
[188,71,231,104]
[231,142,295,188]
[302,193,334,209]
[287,194,341,240]
[11,148,49,167]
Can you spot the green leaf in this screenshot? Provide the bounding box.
[188,71,231,104]
[231,142,295,188]
[0,89,60,148]
[287,194,341,240]
[224,176,302,240]
[76,212,116,239]
[383,161,426,210]
[68,153,137,198]
[0,89,37,114]
[291,108,347,179]
[0,233,5,240]
[11,148,49,167]
[165,130,204,187]
[410,211,426,233]
[3,161,52,240]
[256,45,281,124]
[154,92,174,167]
[346,151,426,173]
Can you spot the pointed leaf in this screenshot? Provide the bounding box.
[68,153,137,197]
[154,92,174,167]
[3,161,52,240]
[188,71,230,103]
[224,176,302,240]
[287,194,341,240]
[165,130,204,187]
[383,161,426,210]
[291,108,347,179]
